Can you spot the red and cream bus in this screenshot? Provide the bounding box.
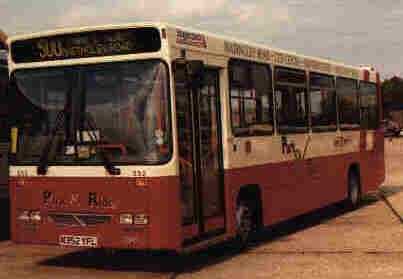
[7,23,384,252]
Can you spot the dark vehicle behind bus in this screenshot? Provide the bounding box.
[0,46,9,238]
[384,119,401,137]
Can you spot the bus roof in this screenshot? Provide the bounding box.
[7,22,378,80]
[7,22,166,43]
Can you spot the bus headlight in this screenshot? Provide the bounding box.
[119,214,134,225]
[30,211,42,222]
[17,210,30,222]
[134,214,149,225]
[17,210,42,223]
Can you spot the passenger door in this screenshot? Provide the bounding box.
[174,63,225,244]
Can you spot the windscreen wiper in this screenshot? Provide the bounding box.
[37,108,68,175]
[82,115,121,176]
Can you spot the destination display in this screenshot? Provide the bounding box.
[11,27,161,63]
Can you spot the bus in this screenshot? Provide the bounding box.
[7,23,385,252]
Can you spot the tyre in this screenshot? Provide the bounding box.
[347,171,361,209]
[235,200,256,248]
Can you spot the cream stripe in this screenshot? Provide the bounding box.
[10,160,177,178]
[227,131,361,169]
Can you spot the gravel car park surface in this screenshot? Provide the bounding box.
[0,139,402,279]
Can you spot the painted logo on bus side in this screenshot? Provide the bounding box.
[281,136,311,160]
[176,29,207,48]
[281,136,302,159]
[88,192,113,209]
[43,191,81,208]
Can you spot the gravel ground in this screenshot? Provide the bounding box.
[0,139,401,279]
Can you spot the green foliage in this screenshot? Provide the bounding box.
[382,76,403,114]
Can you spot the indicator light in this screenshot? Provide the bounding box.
[119,214,134,225]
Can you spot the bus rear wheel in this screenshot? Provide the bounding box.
[347,170,361,209]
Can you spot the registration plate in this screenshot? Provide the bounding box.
[59,235,98,248]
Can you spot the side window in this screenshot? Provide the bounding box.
[275,67,308,134]
[309,73,337,132]
[229,59,274,136]
[360,82,378,130]
[336,78,360,130]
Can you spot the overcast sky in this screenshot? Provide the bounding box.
[1,0,402,78]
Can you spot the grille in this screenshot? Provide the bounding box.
[49,213,112,227]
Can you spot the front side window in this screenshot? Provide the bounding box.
[360,82,379,130]
[10,69,73,163]
[229,60,274,136]
[275,67,308,134]
[309,73,337,132]
[10,60,171,165]
[337,78,360,130]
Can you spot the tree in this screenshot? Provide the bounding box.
[382,76,403,117]
[0,30,7,49]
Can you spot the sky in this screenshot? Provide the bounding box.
[0,0,402,78]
